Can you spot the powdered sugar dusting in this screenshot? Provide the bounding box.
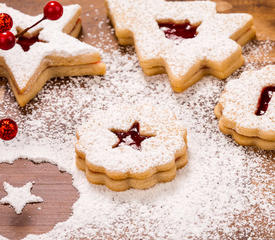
[0,3,100,91]
[0,18,274,240]
[106,0,253,80]
[77,105,186,174]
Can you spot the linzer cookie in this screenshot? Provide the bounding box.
[0,3,106,107]
[215,65,275,150]
[105,0,255,92]
[75,105,188,191]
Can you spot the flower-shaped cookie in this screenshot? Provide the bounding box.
[105,0,255,92]
[75,105,188,191]
[215,65,275,150]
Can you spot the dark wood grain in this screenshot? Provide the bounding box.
[0,0,274,239]
[0,160,78,240]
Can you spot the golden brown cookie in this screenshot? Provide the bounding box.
[0,4,106,107]
[75,105,188,191]
[105,0,255,92]
[215,65,275,150]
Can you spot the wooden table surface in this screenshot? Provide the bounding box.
[0,0,274,239]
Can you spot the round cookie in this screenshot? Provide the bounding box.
[75,105,188,191]
[215,65,275,150]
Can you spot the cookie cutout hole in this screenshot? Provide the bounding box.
[0,159,78,240]
[158,20,200,40]
[110,121,154,150]
[16,28,47,52]
[255,85,275,116]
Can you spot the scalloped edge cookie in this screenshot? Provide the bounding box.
[215,103,275,150]
[76,151,188,191]
[75,105,188,191]
[215,66,275,150]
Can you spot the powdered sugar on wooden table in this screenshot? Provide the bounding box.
[0,10,274,240]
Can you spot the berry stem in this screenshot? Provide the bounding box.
[15,16,46,38]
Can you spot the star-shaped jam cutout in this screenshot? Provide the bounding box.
[0,3,105,107]
[111,122,153,150]
[0,181,43,214]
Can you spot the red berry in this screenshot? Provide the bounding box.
[44,1,63,21]
[0,118,18,141]
[0,13,13,33]
[0,31,16,50]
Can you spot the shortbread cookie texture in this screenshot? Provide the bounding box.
[75,105,188,191]
[215,65,275,150]
[105,0,255,92]
[0,4,106,107]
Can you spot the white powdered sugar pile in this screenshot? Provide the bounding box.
[0,8,274,240]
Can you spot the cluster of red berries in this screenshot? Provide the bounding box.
[0,1,63,51]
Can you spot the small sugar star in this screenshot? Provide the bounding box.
[111,122,152,150]
[0,181,43,214]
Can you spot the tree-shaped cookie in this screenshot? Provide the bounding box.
[105,0,255,92]
[215,65,275,150]
[0,3,106,107]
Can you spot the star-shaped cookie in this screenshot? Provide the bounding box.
[0,4,106,107]
[0,181,43,214]
[105,0,255,92]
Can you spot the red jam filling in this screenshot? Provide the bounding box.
[111,122,152,150]
[158,21,198,40]
[255,85,275,116]
[17,34,43,52]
